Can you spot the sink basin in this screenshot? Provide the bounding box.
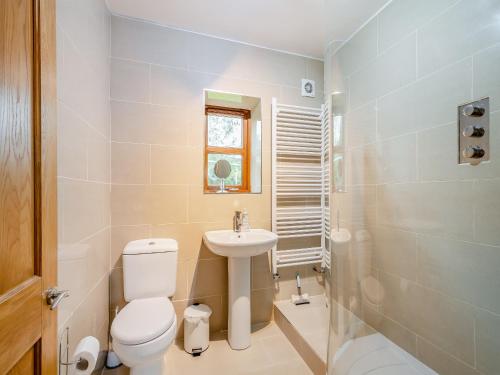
[203,229,277,351]
[203,229,278,258]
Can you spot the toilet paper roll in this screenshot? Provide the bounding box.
[73,336,100,375]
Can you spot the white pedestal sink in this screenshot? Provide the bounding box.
[203,229,278,350]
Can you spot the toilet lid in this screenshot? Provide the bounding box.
[111,297,175,345]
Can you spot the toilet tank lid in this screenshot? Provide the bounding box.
[123,238,178,255]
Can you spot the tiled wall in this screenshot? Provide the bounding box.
[56,0,111,369]
[109,16,325,335]
[325,0,500,374]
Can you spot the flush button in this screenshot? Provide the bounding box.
[463,125,485,138]
[463,105,485,117]
[463,146,485,159]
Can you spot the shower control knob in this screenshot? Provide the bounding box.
[463,146,485,159]
[463,125,485,138]
[463,104,485,117]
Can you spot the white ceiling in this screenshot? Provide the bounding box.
[106,0,392,60]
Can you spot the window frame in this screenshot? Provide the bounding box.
[204,105,251,193]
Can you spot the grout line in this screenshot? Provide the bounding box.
[473,317,477,368]
[148,63,152,104]
[149,144,152,185]
[415,29,419,78]
[58,175,110,184]
[110,55,306,91]
[331,0,394,57]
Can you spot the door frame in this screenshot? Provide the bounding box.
[37,0,58,373]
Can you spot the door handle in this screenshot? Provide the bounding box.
[45,288,69,310]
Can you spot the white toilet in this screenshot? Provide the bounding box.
[111,238,178,375]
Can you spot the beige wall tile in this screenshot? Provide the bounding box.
[417,0,500,77]
[337,18,378,77]
[375,134,417,184]
[344,101,377,148]
[474,179,500,246]
[111,101,189,145]
[111,142,150,184]
[474,44,500,112]
[87,127,110,183]
[111,58,150,103]
[188,258,228,299]
[377,181,474,240]
[111,16,189,68]
[59,179,110,244]
[150,65,208,108]
[252,253,274,291]
[58,228,110,328]
[109,267,126,311]
[476,309,500,375]
[416,336,480,375]
[110,225,151,268]
[251,289,274,325]
[337,186,376,228]
[150,145,201,185]
[349,33,416,109]
[111,184,188,225]
[58,31,110,136]
[373,226,417,281]
[377,58,472,141]
[187,32,307,88]
[364,308,417,356]
[173,260,189,301]
[306,59,325,93]
[378,0,457,53]
[349,144,377,186]
[57,103,88,179]
[187,185,271,223]
[279,86,324,108]
[417,235,500,314]
[379,272,475,365]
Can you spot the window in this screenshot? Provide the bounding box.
[204,106,251,192]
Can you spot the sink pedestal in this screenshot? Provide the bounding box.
[202,229,278,351]
[227,257,251,350]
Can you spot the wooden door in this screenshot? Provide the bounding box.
[0,0,57,374]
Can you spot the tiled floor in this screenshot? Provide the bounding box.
[103,322,313,375]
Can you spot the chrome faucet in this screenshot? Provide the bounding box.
[233,211,243,232]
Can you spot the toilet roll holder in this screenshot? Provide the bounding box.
[59,327,90,374]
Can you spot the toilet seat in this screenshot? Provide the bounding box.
[111,297,175,345]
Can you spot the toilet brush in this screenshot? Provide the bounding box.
[291,272,310,305]
[106,307,122,369]
[105,349,121,369]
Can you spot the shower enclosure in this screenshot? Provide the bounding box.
[324,1,500,374]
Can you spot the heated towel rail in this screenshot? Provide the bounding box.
[271,98,331,277]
